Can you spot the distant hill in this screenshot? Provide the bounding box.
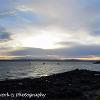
[0,59,97,62]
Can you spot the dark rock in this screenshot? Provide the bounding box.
[0,69,100,100]
[94,61,100,64]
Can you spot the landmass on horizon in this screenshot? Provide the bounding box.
[0,58,99,62]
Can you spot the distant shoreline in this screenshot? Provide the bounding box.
[0,59,98,62]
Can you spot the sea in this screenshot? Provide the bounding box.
[0,61,100,80]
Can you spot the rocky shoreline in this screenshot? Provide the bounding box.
[0,69,100,100]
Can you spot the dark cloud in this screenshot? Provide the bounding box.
[0,27,12,42]
[0,32,11,41]
[47,44,100,58]
[9,47,47,56]
[56,42,80,47]
[7,44,100,59]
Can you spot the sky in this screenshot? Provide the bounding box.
[0,0,100,60]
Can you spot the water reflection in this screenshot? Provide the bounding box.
[0,61,99,80]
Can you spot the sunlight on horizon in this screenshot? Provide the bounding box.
[0,55,100,60]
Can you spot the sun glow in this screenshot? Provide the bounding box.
[13,33,63,49]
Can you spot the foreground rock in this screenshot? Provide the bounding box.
[0,69,100,100]
[94,61,100,64]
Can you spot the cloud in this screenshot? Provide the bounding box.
[46,44,100,58]
[0,27,12,42]
[6,0,100,42]
[0,0,16,18]
[0,32,11,42]
[13,0,100,31]
[9,47,46,56]
[0,0,100,58]
[1,0,100,35]
[6,44,100,59]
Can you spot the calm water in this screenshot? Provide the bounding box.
[0,61,100,80]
